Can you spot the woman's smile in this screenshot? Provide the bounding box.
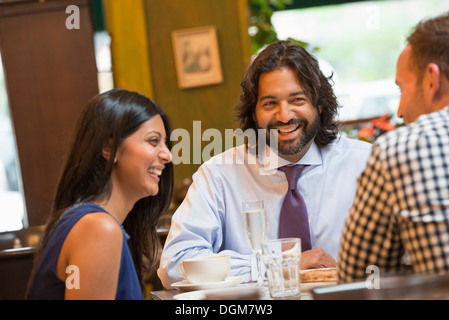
[148,167,163,182]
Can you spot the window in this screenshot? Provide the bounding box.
[272,0,449,123]
[94,30,114,93]
[0,51,26,232]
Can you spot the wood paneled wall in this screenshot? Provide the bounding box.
[143,0,252,183]
[0,0,99,226]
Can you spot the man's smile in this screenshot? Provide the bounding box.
[268,119,306,140]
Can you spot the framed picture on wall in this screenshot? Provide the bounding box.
[171,26,223,89]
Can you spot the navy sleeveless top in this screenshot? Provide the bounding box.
[28,203,142,300]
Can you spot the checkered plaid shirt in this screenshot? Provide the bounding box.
[338,106,449,283]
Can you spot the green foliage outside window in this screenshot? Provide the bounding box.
[249,0,312,53]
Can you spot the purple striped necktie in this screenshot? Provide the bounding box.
[278,165,311,251]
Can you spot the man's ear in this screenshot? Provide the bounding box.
[102,139,116,163]
[424,63,441,101]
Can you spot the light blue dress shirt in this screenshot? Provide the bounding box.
[158,136,371,288]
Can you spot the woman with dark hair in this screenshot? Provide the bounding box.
[158,41,372,288]
[27,88,173,299]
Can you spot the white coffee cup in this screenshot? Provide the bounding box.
[178,255,230,284]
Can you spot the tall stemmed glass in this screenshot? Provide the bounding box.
[242,200,267,286]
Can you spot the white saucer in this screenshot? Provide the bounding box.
[301,282,337,292]
[171,276,245,292]
[174,285,259,300]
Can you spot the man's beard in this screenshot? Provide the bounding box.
[263,112,321,156]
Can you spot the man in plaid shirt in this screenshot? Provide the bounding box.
[338,12,449,282]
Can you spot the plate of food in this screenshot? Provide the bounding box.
[300,267,338,292]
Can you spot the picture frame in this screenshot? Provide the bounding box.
[171,26,223,89]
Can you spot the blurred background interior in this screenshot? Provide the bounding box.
[1,0,448,299]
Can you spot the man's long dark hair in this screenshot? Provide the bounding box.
[26,88,173,297]
[234,40,340,146]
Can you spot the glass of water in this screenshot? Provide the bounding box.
[241,200,267,286]
[262,238,302,299]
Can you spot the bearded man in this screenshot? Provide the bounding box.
[158,40,372,287]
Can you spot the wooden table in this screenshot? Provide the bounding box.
[150,289,181,300]
[150,273,449,300]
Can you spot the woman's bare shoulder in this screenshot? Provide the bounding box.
[73,211,123,241]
